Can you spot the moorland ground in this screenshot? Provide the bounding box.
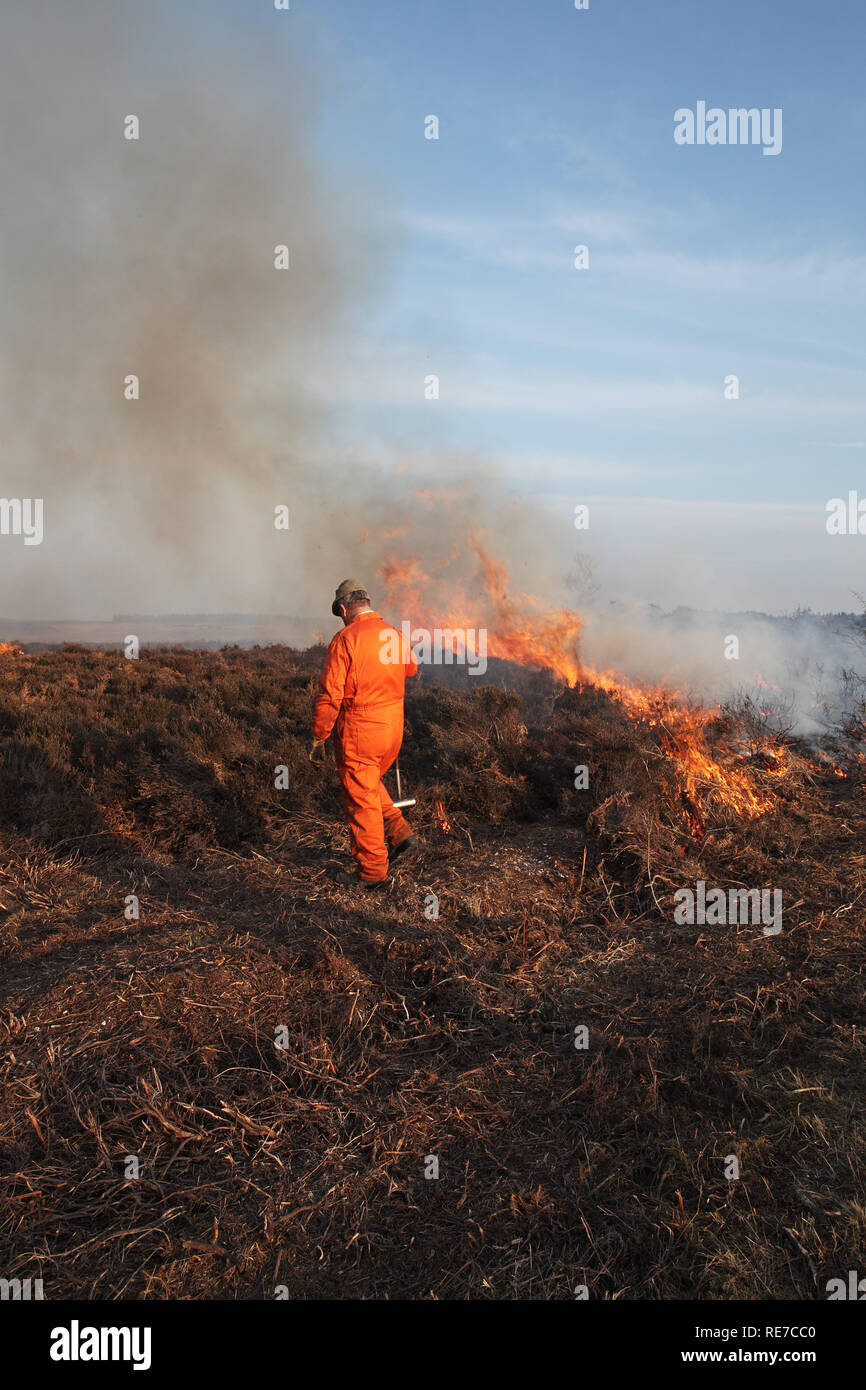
[0,645,863,1299]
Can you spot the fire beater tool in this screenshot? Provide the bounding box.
[391,756,416,810]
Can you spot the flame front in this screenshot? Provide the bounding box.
[379,538,582,686]
[375,535,788,835]
[580,668,778,822]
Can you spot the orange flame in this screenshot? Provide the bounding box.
[375,536,787,836]
[378,540,582,686]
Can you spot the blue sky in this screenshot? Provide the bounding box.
[299,0,865,493]
[263,0,865,610]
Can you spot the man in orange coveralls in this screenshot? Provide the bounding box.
[311,579,418,888]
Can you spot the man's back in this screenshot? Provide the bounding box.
[336,611,416,707]
[313,611,417,736]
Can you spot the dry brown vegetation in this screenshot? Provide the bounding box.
[0,645,864,1300]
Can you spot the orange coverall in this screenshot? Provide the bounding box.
[312,611,418,882]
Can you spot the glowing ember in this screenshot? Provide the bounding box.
[804,752,849,778]
[433,794,451,834]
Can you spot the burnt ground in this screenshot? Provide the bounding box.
[0,645,864,1299]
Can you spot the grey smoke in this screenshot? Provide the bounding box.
[0,0,396,618]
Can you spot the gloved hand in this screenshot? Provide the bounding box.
[309,737,326,763]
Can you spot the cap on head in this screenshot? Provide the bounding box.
[331,578,370,617]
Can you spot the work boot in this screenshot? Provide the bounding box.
[390,833,419,861]
[329,867,389,891]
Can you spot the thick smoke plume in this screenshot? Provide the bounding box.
[0,0,397,618]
